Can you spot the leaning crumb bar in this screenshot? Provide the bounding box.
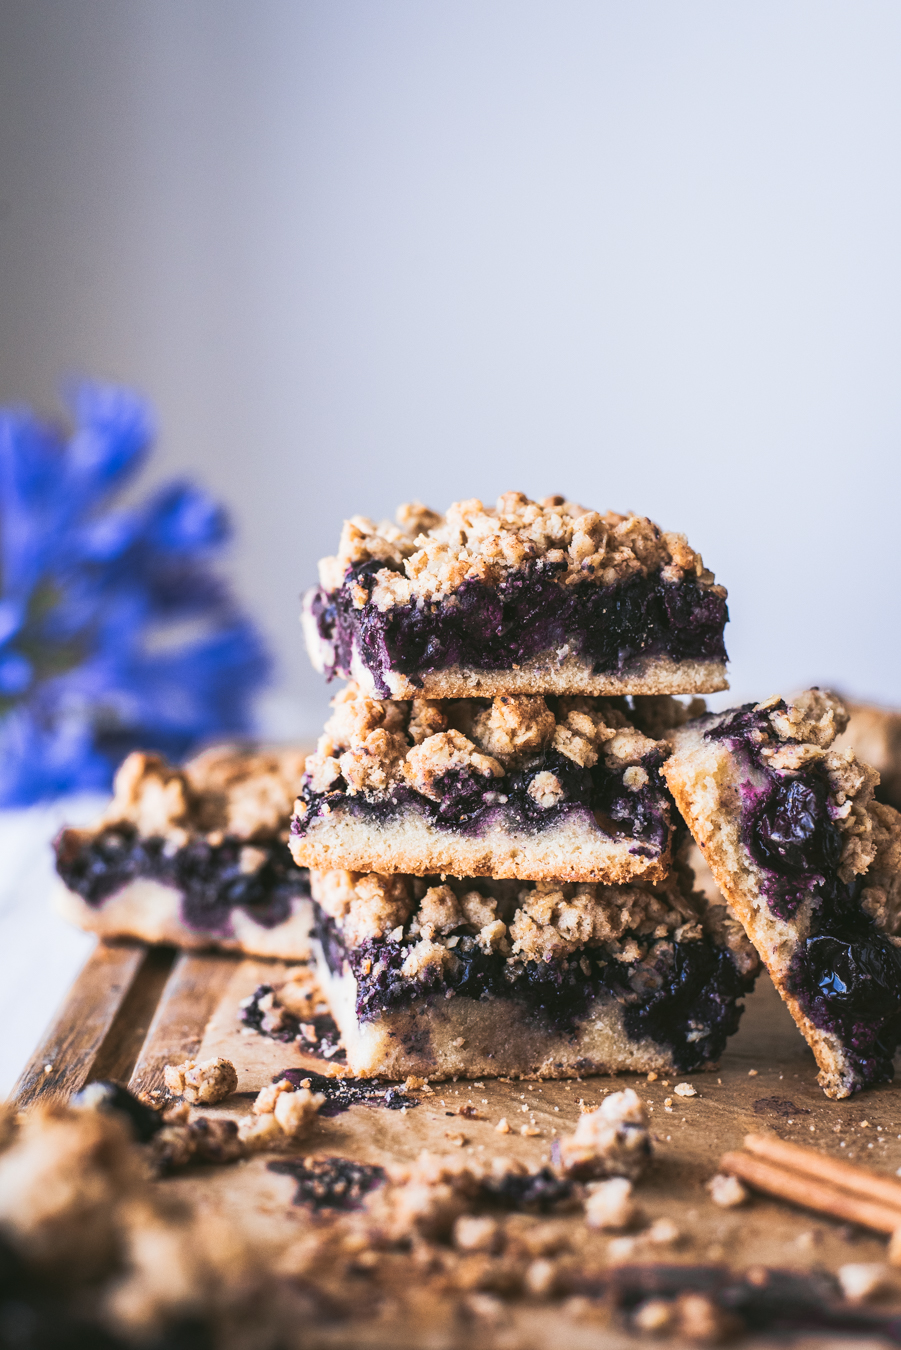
[55,745,312,959]
[289,685,676,883]
[308,862,758,1080]
[303,492,729,700]
[663,689,901,1099]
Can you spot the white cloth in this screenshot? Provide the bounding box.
[0,796,106,1098]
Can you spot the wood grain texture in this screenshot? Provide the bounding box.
[88,944,178,1086]
[11,940,148,1109]
[128,950,238,1100]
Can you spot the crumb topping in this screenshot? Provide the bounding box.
[557,1089,651,1181]
[238,1079,325,1152]
[85,745,307,847]
[708,690,882,883]
[317,492,722,608]
[162,1057,238,1106]
[309,863,748,984]
[298,684,667,805]
[756,691,878,880]
[860,800,901,943]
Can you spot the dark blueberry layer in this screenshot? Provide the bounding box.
[71,1080,164,1142]
[55,822,309,936]
[292,746,670,853]
[312,561,728,695]
[316,909,753,1074]
[278,1067,416,1116]
[269,1155,387,1210]
[239,982,343,1060]
[706,703,901,1090]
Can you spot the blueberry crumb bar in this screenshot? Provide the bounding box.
[308,860,758,1080]
[304,493,729,700]
[663,690,901,1099]
[289,684,676,884]
[55,745,312,958]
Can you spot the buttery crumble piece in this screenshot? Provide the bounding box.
[149,1116,245,1172]
[707,1173,748,1208]
[238,1079,326,1151]
[163,1056,238,1105]
[583,1177,639,1231]
[557,1089,651,1181]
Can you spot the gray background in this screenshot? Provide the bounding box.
[2,1,901,740]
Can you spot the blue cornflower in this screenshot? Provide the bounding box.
[0,382,270,804]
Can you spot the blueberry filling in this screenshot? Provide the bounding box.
[55,822,309,936]
[292,746,670,853]
[277,1067,417,1116]
[71,1081,164,1142]
[268,1155,387,1210]
[315,908,753,1074]
[706,703,901,1089]
[239,982,342,1056]
[311,560,728,694]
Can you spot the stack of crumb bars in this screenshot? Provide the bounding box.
[55,493,901,1099]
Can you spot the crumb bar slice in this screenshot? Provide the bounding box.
[663,690,901,1099]
[289,685,675,883]
[55,745,312,958]
[304,492,729,699]
[308,864,758,1080]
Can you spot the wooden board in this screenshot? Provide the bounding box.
[13,940,901,1346]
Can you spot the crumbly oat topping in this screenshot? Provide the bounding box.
[237,1079,326,1152]
[163,1057,238,1106]
[317,493,722,608]
[583,1177,638,1231]
[88,745,307,846]
[298,684,667,804]
[557,1090,651,1182]
[313,869,415,944]
[707,1173,748,1208]
[404,730,504,799]
[859,800,901,942]
[507,878,691,964]
[724,690,882,883]
[310,864,747,989]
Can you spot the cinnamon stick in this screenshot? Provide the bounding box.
[720,1151,901,1234]
[743,1133,901,1213]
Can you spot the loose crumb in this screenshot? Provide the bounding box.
[707,1173,748,1209]
[162,1057,238,1106]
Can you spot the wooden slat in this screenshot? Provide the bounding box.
[88,944,178,1086]
[128,950,238,1101]
[12,940,149,1109]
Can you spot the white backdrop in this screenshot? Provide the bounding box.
[1,1,901,735]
